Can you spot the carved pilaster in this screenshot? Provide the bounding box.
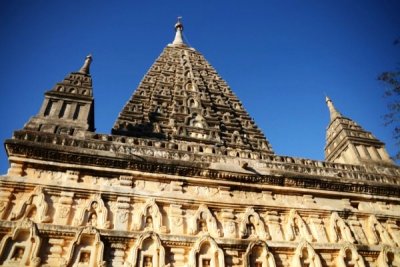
[0,188,13,220]
[266,211,284,241]
[308,214,328,243]
[221,209,236,238]
[110,243,126,267]
[169,204,184,235]
[114,197,130,231]
[54,192,74,225]
[348,216,368,244]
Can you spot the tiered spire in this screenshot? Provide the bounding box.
[112,20,274,154]
[325,97,392,165]
[24,55,95,135]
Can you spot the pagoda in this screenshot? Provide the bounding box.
[0,19,399,267]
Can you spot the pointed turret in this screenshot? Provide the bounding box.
[24,55,95,136]
[172,17,185,46]
[112,21,274,155]
[324,97,392,165]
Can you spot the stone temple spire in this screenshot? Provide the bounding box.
[78,54,93,75]
[324,97,392,165]
[325,96,341,121]
[172,17,185,45]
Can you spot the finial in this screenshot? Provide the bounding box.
[172,17,184,45]
[78,54,93,74]
[325,96,341,121]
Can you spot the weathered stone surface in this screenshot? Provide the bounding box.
[1,20,399,267]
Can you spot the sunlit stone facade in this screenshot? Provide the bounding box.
[1,20,399,267]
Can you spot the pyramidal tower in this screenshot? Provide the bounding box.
[1,19,399,267]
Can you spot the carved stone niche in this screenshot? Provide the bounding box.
[73,195,111,229]
[377,246,400,267]
[239,208,270,240]
[168,204,184,235]
[386,219,400,246]
[132,198,166,233]
[366,215,395,246]
[221,209,236,238]
[188,204,221,238]
[328,212,356,244]
[0,188,13,220]
[284,210,314,243]
[0,219,42,267]
[10,186,51,223]
[114,197,130,231]
[243,240,276,267]
[188,235,224,267]
[336,243,366,267]
[54,191,74,225]
[63,227,105,267]
[127,232,166,267]
[291,240,322,267]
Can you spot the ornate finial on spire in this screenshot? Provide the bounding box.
[78,54,93,74]
[325,96,341,121]
[172,17,184,45]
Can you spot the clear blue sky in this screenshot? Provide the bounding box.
[1,0,399,173]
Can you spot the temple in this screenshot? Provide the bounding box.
[0,19,399,267]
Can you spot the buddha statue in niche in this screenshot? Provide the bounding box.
[10,247,24,262]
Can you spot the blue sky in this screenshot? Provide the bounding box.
[1,0,399,173]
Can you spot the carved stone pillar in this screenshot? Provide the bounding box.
[114,197,130,231]
[54,192,74,225]
[170,247,185,267]
[47,238,65,266]
[266,211,284,241]
[309,215,328,242]
[386,219,400,246]
[169,204,184,235]
[221,209,236,238]
[0,188,13,220]
[111,243,126,267]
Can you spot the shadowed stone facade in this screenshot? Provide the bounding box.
[1,19,399,267]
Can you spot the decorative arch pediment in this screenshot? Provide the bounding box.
[285,210,314,242]
[239,207,270,240]
[128,232,166,267]
[291,240,322,267]
[188,235,224,267]
[243,240,276,267]
[132,198,163,232]
[10,186,51,223]
[336,243,365,267]
[73,194,110,229]
[328,212,355,243]
[366,215,395,246]
[63,226,105,267]
[0,219,42,266]
[377,245,400,267]
[188,204,220,238]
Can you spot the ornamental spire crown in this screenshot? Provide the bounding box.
[172,17,185,46]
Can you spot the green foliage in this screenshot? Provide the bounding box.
[378,38,400,161]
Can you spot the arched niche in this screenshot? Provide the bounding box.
[377,245,400,267]
[285,210,314,243]
[239,208,270,240]
[188,114,208,129]
[243,240,276,267]
[0,219,42,266]
[73,195,110,229]
[231,131,243,145]
[336,243,365,267]
[63,227,105,267]
[188,235,224,267]
[128,232,166,267]
[366,215,395,246]
[328,212,355,243]
[132,198,164,233]
[291,240,322,267]
[10,186,51,223]
[188,204,220,238]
